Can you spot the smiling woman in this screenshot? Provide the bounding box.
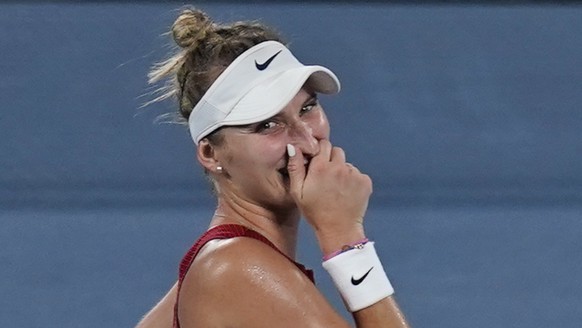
[136,7,409,328]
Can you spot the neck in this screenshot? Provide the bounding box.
[209,193,301,259]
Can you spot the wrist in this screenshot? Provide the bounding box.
[315,227,366,256]
[322,238,369,261]
[322,241,394,312]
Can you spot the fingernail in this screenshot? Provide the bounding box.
[286,144,296,157]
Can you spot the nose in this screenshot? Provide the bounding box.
[288,120,319,157]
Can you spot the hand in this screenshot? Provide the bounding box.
[286,140,371,252]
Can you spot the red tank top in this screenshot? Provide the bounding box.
[173,224,314,328]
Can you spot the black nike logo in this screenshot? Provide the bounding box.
[255,50,282,71]
[351,267,374,286]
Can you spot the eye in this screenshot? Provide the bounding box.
[300,98,319,115]
[255,120,280,133]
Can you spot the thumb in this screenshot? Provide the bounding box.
[286,144,306,200]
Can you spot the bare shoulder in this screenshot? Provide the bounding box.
[193,236,311,287]
[178,237,350,328]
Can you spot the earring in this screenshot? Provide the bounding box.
[216,166,223,173]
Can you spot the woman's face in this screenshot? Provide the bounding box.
[214,87,330,210]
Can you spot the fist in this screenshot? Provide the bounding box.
[286,140,372,236]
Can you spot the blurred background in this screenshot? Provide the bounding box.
[1,1,581,327]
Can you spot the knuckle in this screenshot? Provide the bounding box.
[287,162,299,172]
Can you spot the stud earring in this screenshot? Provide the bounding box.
[216,166,223,173]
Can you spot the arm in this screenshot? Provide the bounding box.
[287,140,411,328]
[135,283,176,328]
[353,296,409,327]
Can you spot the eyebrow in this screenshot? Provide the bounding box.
[264,94,319,120]
[298,94,318,110]
[236,94,319,130]
[304,94,318,105]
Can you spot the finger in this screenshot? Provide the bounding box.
[312,139,332,164]
[330,146,346,163]
[286,144,306,199]
[345,162,361,174]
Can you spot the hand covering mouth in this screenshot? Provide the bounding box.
[278,157,311,178]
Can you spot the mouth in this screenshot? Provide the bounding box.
[278,167,289,178]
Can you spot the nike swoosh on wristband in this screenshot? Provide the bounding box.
[255,50,283,70]
[351,267,374,286]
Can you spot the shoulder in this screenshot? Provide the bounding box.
[186,235,310,293]
[177,236,347,327]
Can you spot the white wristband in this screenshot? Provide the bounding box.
[322,242,394,312]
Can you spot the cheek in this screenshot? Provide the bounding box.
[259,139,287,164]
[234,138,285,170]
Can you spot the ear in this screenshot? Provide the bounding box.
[196,138,222,174]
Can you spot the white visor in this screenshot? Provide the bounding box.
[189,40,341,144]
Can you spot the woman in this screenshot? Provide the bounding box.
[137,8,410,328]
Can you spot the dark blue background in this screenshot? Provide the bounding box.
[1,3,581,327]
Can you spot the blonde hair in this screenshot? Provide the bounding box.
[148,7,285,134]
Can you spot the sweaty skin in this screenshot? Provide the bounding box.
[136,88,410,328]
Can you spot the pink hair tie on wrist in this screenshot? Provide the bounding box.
[322,238,369,261]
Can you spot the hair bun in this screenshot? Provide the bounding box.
[171,9,213,49]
